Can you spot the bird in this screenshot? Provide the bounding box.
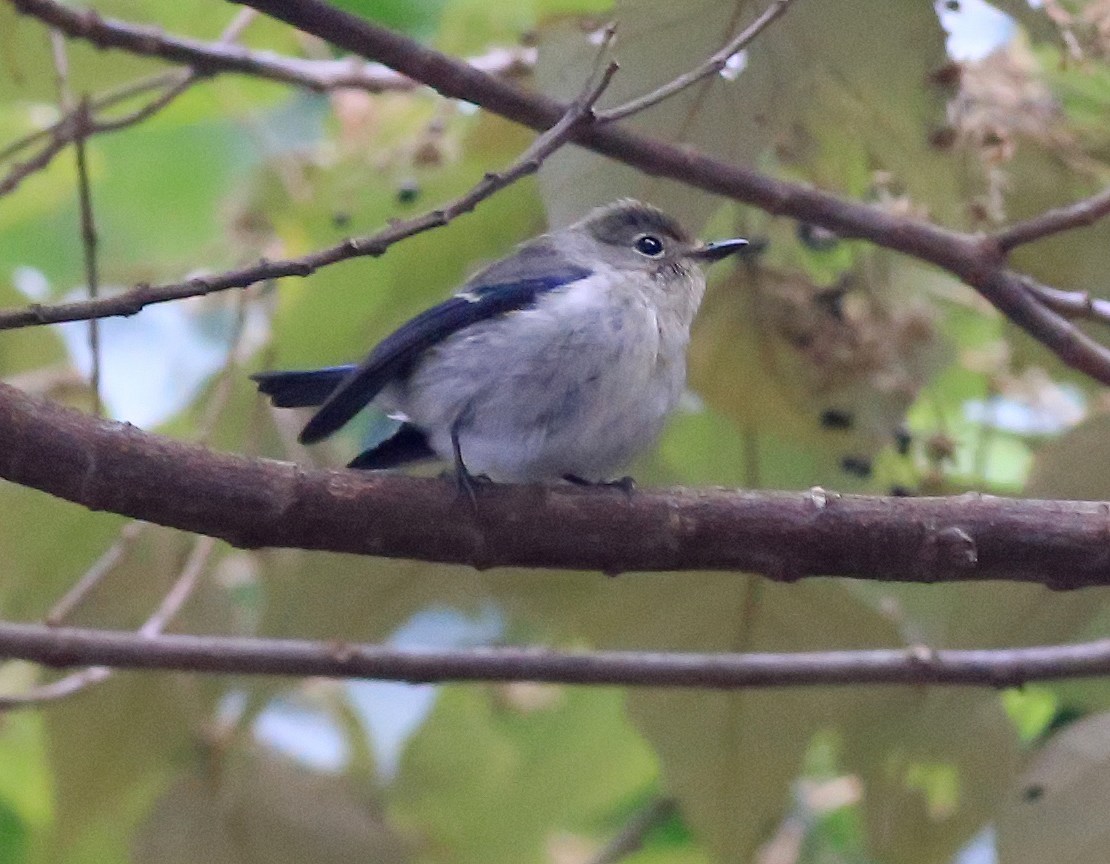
[252,199,747,494]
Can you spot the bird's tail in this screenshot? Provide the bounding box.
[251,365,356,408]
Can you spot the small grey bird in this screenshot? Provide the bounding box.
[253,200,747,492]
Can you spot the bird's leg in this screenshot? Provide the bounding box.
[451,421,486,505]
[562,474,637,498]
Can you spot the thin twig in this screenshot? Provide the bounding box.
[14,0,1110,388]
[92,72,199,133]
[588,799,677,864]
[40,286,252,629]
[48,31,103,415]
[73,98,102,416]
[0,535,216,709]
[0,666,112,707]
[0,53,618,331]
[0,41,532,169]
[0,71,178,165]
[139,536,216,636]
[0,7,256,202]
[0,130,72,198]
[0,0,504,207]
[48,25,69,100]
[197,292,252,443]
[44,521,147,626]
[994,184,1110,251]
[1023,277,1110,327]
[0,9,257,167]
[5,622,1110,688]
[9,0,533,99]
[14,288,259,704]
[596,0,796,123]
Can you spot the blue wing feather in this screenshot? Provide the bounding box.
[347,423,436,469]
[297,250,590,445]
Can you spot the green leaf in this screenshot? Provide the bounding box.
[537,0,955,230]
[0,800,29,864]
[331,0,448,40]
[0,710,51,830]
[390,685,657,864]
[135,746,407,864]
[996,711,1110,864]
[843,690,1017,864]
[1027,413,1110,500]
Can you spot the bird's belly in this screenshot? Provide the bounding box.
[458,374,677,482]
[393,312,683,482]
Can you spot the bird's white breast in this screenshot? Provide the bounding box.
[386,267,700,482]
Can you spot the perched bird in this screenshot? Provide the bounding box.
[253,200,747,493]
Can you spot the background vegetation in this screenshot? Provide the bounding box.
[3,0,1110,862]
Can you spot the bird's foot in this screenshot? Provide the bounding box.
[453,463,493,508]
[563,474,637,499]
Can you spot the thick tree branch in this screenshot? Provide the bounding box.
[5,620,1110,689]
[3,381,1110,585]
[9,0,1110,386]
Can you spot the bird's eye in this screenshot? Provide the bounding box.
[633,234,664,257]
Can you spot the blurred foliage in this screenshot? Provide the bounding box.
[3,1,1110,863]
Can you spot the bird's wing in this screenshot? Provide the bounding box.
[298,246,590,444]
[347,422,436,470]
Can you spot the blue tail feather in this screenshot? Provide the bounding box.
[251,365,356,408]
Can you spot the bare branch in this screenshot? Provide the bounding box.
[972,267,1110,383]
[44,521,147,626]
[3,381,1110,585]
[72,100,103,416]
[0,11,258,168]
[48,29,103,415]
[5,620,1110,688]
[1024,278,1110,328]
[0,536,215,709]
[8,0,533,98]
[994,185,1110,251]
[225,0,1110,386]
[0,665,112,708]
[3,298,261,707]
[0,73,199,204]
[139,535,214,636]
[596,0,796,123]
[0,56,617,330]
[0,7,257,202]
[0,124,72,198]
[42,286,254,629]
[11,0,1110,385]
[0,71,179,165]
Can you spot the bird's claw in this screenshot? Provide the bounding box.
[563,474,637,499]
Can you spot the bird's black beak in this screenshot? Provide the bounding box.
[690,238,749,263]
